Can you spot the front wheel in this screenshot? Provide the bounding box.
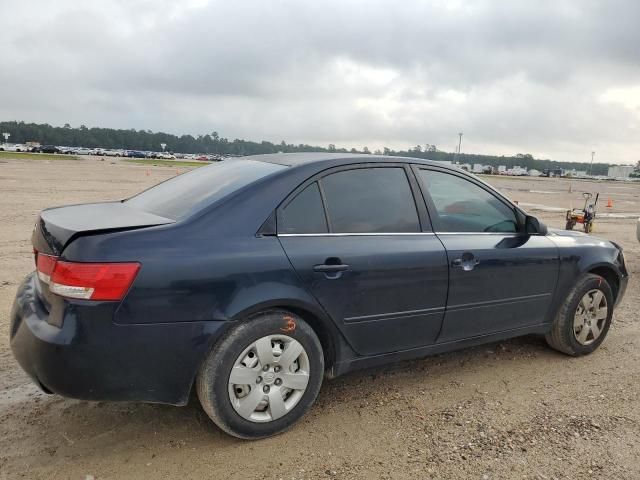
[197,311,324,439]
[545,273,613,356]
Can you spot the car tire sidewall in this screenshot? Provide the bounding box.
[561,275,614,355]
[198,311,324,439]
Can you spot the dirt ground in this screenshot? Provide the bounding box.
[1,157,639,480]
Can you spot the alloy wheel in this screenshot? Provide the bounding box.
[573,289,608,345]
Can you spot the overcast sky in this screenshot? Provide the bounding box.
[1,0,639,163]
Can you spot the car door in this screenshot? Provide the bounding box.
[414,166,559,342]
[277,164,449,356]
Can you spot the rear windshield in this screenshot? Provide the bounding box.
[125,159,286,220]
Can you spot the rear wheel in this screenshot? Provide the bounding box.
[565,214,575,230]
[545,274,613,356]
[197,311,324,439]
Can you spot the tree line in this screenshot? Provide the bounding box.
[0,120,613,175]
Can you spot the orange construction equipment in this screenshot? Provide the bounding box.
[606,198,613,208]
[566,192,599,233]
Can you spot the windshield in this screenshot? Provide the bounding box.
[125,159,286,220]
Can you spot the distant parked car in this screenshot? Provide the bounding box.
[127,150,147,159]
[102,150,123,157]
[158,152,176,160]
[40,145,61,154]
[74,148,93,155]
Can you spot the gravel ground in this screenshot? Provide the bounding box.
[0,157,638,480]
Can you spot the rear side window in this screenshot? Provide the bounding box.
[278,182,328,234]
[418,169,518,233]
[125,160,286,220]
[321,167,420,233]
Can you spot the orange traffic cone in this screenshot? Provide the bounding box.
[606,198,613,208]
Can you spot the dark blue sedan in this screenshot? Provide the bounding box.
[10,153,628,438]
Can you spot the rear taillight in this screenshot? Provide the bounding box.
[36,253,57,284]
[35,251,140,301]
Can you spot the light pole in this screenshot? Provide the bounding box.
[589,151,595,176]
[2,132,9,145]
[160,143,167,152]
[453,132,463,164]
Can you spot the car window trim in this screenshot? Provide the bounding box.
[278,232,437,237]
[276,162,431,235]
[316,179,333,233]
[411,165,523,234]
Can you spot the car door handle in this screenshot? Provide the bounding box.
[313,258,349,279]
[451,253,480,271]
[313,264,350,273]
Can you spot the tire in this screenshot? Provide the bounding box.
[197,310,324,439]
[545,273,614,356]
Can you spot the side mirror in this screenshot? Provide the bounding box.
[525,215,547,235]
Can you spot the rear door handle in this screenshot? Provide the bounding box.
[313,258,349,279]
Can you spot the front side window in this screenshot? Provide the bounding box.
[321,167,420,233]
[418,169,518,233]
[278,182,328,234]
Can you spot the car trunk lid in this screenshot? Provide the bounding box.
[32,201,174,256]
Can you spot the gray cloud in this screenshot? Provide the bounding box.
[1,0,639,163]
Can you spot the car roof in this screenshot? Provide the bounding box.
[248,152,448,169]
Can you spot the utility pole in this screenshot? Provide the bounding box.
[454,132,463,164]
[589,151,595,176]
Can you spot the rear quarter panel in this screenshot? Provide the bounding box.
[63,225,321,325]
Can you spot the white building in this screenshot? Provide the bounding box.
[607,165,635,178]
[566,168,588,178]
